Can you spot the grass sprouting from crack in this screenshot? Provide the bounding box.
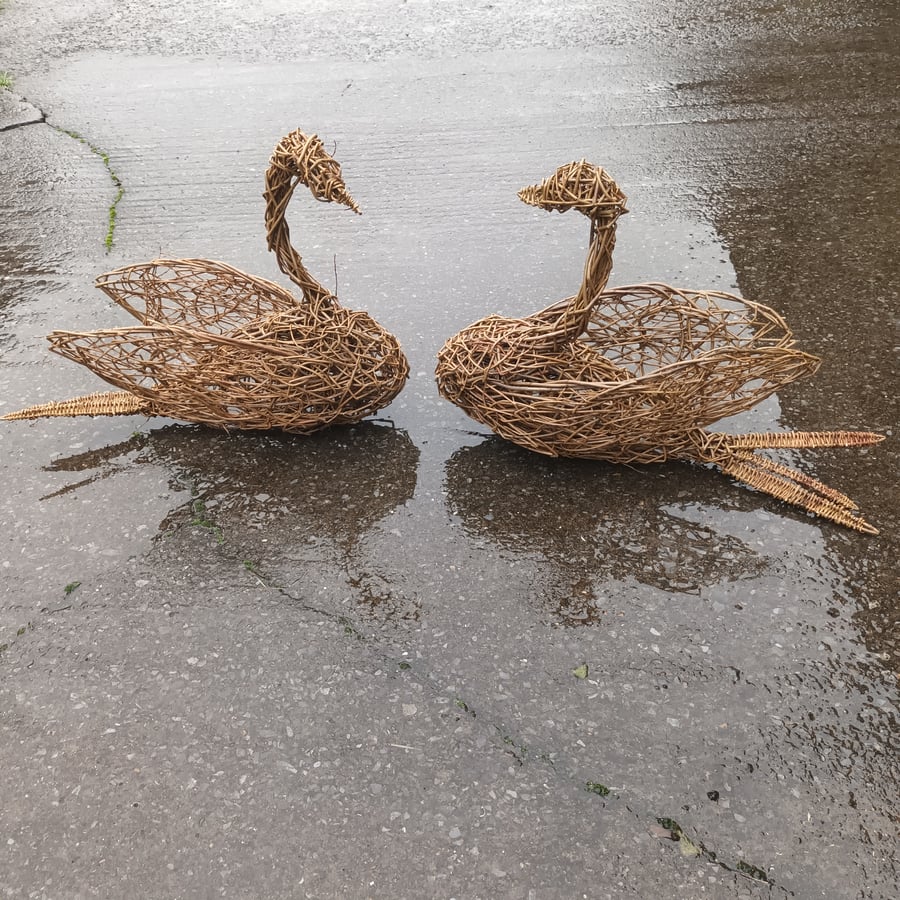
[243,560,268,587]
[585,781,611,797]
[654,817,773,884]
[189,499,224,544]
[0,68,123,249]
[495,726,527,764]
[54,127,124,251]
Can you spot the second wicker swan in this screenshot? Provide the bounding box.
[3,130,408,432]
[436,161,883,533]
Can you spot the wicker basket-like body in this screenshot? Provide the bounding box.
[3,131,408,432]
[35,259,407,432]
[438,282,822,463]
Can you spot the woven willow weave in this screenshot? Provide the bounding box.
[3,130,408,432]
[436,161,883,533]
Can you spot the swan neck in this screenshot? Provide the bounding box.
[581,217,618,299]
[264,171,335,306]
[558,216,619,339]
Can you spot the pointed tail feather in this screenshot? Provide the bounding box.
[2,391,151,420]
[731,451,861,510]
[724,430,884,450]
[715,451,878,535]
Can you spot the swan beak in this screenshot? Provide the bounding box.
[329,184,362,215]
[273,129,362,213]
[303,155,361,214]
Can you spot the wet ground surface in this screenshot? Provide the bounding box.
[1,2,897,897]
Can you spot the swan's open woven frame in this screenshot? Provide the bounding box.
[436,165,883,534]
[3,131,408,433]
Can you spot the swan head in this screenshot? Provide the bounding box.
[518,160,628,220]
[269,129,361,214]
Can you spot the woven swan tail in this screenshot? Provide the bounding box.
[695,430,885,534]
[263,129,360,307]
[2,391,150,421]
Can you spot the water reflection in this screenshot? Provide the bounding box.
[46,421,420,618]
[444,437,769,626]
[705,53,899,671]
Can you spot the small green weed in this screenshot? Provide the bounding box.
[337,615,363,640]
[190,499,224,544]
[736,861,772,883]
[242,560,268,587]
[54,127,124,251]
[657,817,682,835]
[585,781,611,797]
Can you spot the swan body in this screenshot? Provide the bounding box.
[4,130,408,433]
[436,161,883,533]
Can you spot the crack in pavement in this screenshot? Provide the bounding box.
[0,89,124,249]
[274,572,792,893]
[0,89,46,131]
[144,509,794,896]
[0,114,46,131]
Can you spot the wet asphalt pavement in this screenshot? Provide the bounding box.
[0,2,898,897]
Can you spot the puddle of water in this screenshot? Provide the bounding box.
[2,47,890,644]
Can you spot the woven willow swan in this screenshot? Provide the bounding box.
[435,161,883,533]
[3,130,408,432]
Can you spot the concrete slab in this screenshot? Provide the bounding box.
[0,1,897,897]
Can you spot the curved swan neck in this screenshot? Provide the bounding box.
[555,214,620,341]
[264,169,336,307]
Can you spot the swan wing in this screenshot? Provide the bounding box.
[47,324,242,400]
[583,283,798,366]
[637,345,821,427]
[94,258,299,332]
[46,323,379,429]
[580,283,821,424]
[480,347,818,462]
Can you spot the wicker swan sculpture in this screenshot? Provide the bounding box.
[435,161,883,533]
[3,130,408,432]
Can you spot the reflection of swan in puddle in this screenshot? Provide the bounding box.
[445,438,770,626]
[46,422,420,620]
